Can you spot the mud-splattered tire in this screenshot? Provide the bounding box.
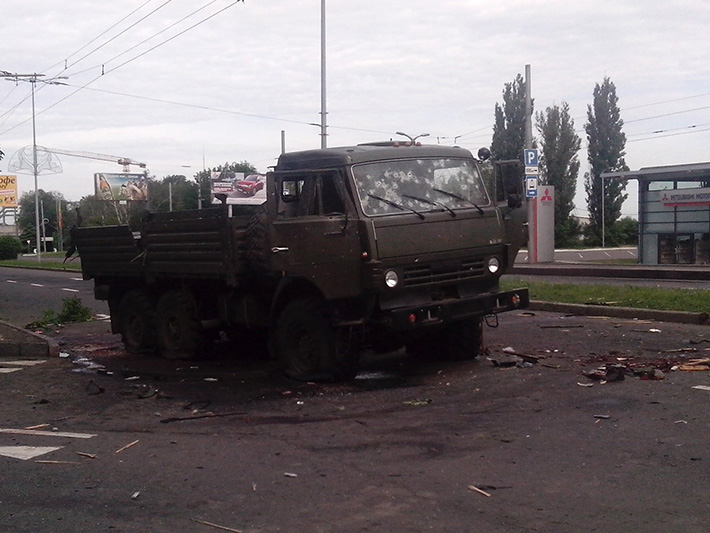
[119,290,157,354]
[273,297,359,381]
[406,317,482,361]
[443,317,483,360]
[156,290,203,360]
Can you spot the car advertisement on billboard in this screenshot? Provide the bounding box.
[95,173,148,202]
[210,171,266,205]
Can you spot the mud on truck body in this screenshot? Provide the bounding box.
[72,142,529,380]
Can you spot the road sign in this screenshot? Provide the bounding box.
[526,177,538,197]
[524,149,539,167]
[525,166,539,175]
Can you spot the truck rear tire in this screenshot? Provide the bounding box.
[119,289,157,354]
[156,290,203,359]
[273,297,359,381]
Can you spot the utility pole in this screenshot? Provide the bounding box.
[320,0,328,148]
[0,70,66,263]
[524,64,535,263]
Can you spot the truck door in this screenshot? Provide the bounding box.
[269,171,362,300]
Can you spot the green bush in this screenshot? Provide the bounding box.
[0,236,22,260]
[26,297,93,329]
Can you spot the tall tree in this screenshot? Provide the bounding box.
[536,102,582,246]
[491,73,531,162]
[584,77,628,244]
[17,190,74,250]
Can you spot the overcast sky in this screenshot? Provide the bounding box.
[2,0,709,217]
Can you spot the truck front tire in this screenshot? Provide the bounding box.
[406,317,483,361]
[273,297,359,381]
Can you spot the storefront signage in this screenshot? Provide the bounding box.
[660,187,710,207]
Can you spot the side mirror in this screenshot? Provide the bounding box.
[494,160,523,209]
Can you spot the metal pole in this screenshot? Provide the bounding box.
[320,0,327,148]
[601,176,605,247]
[524,64,535,264]
[169,181,173,212]
[281,130,286,154]
[30,77,42,263]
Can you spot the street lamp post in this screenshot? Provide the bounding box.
[1,70,67,262]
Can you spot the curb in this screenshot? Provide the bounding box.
[528,300,709,325]
[0,320,60,358]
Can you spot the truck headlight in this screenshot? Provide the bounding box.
[487,256,501,274]
[384,270,399,288]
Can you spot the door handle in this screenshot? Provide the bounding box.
[271,247,289,253]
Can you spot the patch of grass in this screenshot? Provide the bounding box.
[26,297,93,330]
[0,253,81,272]
[502,278,710,314]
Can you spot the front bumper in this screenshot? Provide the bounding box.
[381,288,529,332]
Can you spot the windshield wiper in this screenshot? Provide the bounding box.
[402,194,456,217]
[432,188,484,215]
[367,193,425,219]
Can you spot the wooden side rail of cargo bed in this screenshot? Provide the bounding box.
[72,225,144,279]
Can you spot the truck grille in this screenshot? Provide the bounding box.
[403,259,486,287]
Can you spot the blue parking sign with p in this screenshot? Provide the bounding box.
[524,149,539,167]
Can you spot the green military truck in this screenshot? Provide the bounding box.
[72,142,529,380]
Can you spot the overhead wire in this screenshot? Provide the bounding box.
[67,0,224,78]
[42,0,157,75]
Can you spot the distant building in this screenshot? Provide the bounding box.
[602,163,710,265]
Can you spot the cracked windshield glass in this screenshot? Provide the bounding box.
[351,158,490,217]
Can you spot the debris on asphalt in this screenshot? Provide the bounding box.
[115,439,139,454]
[284,472,298,478]
[467,484,491,497]
[76,452,97,459]
[85,380,104,395]
[691,385,710,391]
[583,364,625,382]
[24,423,50,430]
[677,358,710,371]
[190,518,243,533]
[594,414,610,419]
[131,491,140,500]
[403,399,432,406]
[577,382,594,387]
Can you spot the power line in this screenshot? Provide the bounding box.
[60,0,176,75]
[66,0,224,78]
[42,0,157,74]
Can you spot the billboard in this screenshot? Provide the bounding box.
[95,173,148,202]
[210,171,266,205]
[0,175,18,208]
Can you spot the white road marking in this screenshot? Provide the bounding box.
[61,288,79,293]
[0,368,22,374]
[0,360,46,366]
[30,283,44,287]
[0,446,62,460]
[70,278,84,281]
[6,280,17,283]
[0,428,96,439]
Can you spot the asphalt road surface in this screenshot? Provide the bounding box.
[1,310,709,532]
[0,266,108,327]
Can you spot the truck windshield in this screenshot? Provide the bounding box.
[351,158,490,217]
